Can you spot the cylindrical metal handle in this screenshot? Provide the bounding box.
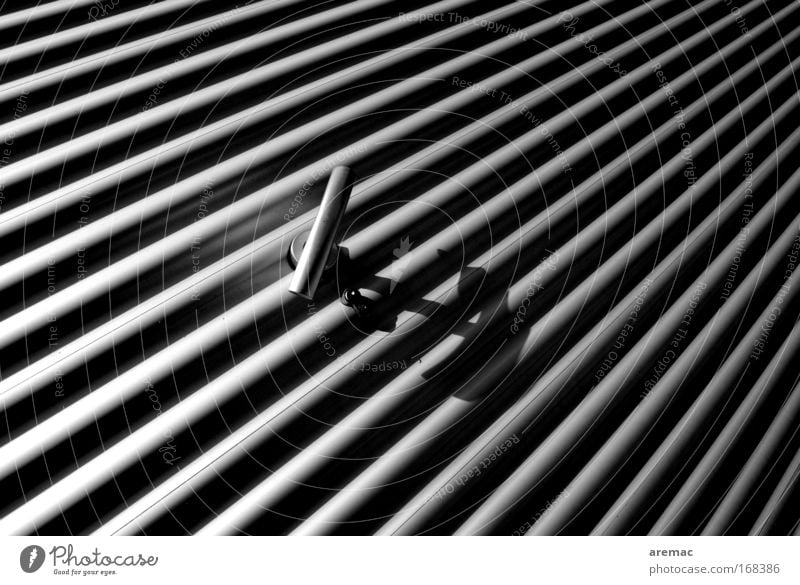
[288,166,353,300]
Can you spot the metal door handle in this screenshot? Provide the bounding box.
[288,166,354,300]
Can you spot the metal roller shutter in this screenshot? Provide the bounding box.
[0,0,798,535]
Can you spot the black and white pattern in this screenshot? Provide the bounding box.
[0,0,799,535]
